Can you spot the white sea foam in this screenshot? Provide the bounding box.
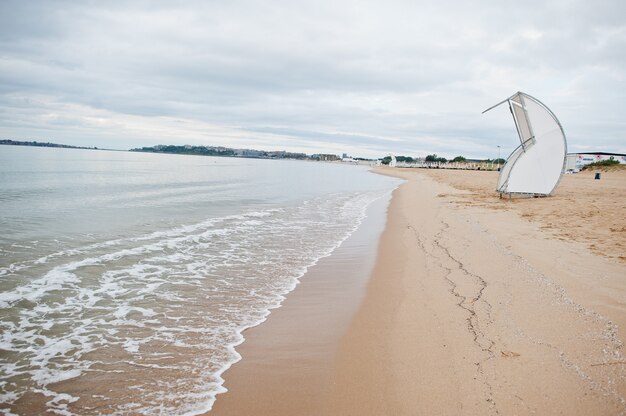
[0,188,397,415]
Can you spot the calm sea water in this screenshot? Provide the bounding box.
[0,146,400,415]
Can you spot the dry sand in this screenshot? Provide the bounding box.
[212,167,626,415]
[420,166,626,263]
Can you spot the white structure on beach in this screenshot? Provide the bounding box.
[483,92,567,196]
[564,152,626,172]
[388,154,397,167]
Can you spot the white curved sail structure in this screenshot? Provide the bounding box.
[388,154,397,167]
[483,92,567,196]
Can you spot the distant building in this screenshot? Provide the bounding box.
[565,152,626,172]
[283,152,307,159]
[317,154,339,161]
[235,149,262,157]
[266,151,285,158]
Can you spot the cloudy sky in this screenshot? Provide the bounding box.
[1,0,624,158]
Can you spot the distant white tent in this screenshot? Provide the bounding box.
[483,92,567,196]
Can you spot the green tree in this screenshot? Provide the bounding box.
[426,154,447,163]
[452,156,466,163]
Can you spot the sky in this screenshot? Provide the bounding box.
[1,0,624,159]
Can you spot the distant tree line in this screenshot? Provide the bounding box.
[425,155,507,164]
[425,154,448,163]
[380,154,508,166]
[0,139,98,150]
[130,144,311,160]
[381,155,416,165]
[131,145,236,157]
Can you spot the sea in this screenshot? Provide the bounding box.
[0,146,401,415]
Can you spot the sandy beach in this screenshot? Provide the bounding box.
[211,166,626,415]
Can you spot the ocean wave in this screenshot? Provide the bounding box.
[0,190,391,415]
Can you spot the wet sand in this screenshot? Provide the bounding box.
[209,192,394,415]
[211,167,626,415]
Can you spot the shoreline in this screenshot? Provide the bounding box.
[326,167,625,415]
[209,167,626,415]
[208,188,396,415]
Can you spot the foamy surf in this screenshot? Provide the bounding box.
[0,191,392,415]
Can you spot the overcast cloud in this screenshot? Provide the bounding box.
[1,0,624,158]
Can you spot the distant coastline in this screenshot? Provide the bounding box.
[131,144,306,160]
[0,139,99,150]
[130,144,375,162]
[0,140,376,163]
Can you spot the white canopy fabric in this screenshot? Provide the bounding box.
[484,92,567,195]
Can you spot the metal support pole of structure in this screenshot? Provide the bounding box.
[497,145,501,170]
